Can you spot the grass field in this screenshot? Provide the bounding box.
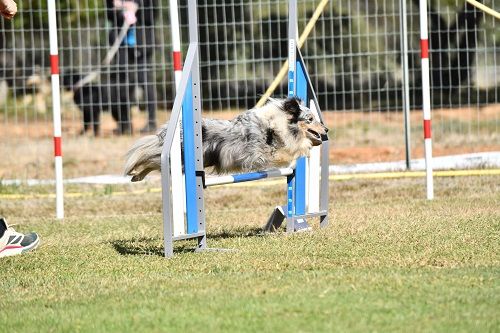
[0,174,498,332]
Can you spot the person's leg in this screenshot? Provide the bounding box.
[140,67,157,133]
[111,48,133,134]
[137,55,157,133]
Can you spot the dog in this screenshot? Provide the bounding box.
[61,72,137,135]
[124,97,328,182]
[24,67,52,114]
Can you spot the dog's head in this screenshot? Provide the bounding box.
[281,97,328,146]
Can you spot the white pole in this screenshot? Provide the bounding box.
[47,0,64,218]
[419,0,434,200]
[307,100,320,213]
[400,0,411,170]
[169,0,186,236]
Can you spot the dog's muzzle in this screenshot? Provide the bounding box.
[306,129,323,146]
[306,125,328,146]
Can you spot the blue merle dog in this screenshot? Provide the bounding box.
[124,97,328,181]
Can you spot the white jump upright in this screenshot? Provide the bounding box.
[160,0,329,258]
[161,0,206,257]
[284,0,329,232]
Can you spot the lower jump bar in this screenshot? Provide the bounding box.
[205,168,294,187]
[172,231,206,241]
[292,211,327,219]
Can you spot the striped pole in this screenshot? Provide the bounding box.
[170,0,183,86]
[169,0,185,236]
[48,0,64,218]
[419,0,434,199]
[205,168,294,187]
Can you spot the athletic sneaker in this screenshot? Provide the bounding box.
[0,217,40,258]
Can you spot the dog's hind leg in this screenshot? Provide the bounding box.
[81,106,95,135]
[92,107,101,136]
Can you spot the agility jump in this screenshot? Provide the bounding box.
[124,0,330,257]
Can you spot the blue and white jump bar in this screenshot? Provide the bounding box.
[205,168,294,187]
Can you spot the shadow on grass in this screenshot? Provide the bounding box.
[111,227,266,256]
[208,227,265,240]
[111,237,192,257]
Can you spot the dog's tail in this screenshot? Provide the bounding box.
[124,134,162,182]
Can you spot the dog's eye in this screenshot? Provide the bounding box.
[300,115,314,123]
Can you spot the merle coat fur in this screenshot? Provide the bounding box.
[124,97,328,181]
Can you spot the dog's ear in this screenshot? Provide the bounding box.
[282,97,302,122]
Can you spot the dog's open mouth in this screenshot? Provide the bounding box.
[306,129,323,146]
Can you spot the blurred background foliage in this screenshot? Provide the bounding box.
[0,0,498,111]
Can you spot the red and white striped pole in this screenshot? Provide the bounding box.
[169,0,185,236]
[48,0,64,218]
[170,0,183,87]
[419,0,434,200]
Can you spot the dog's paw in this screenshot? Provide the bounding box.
[131,175,143,182]
[130,170,147,182]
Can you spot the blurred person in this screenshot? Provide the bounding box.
[0,0,40,258]
[0,0,16,19]
[106,0,158,134]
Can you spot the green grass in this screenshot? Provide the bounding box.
[0,175,499,332]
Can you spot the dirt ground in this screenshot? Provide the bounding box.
[0,104,499,179]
